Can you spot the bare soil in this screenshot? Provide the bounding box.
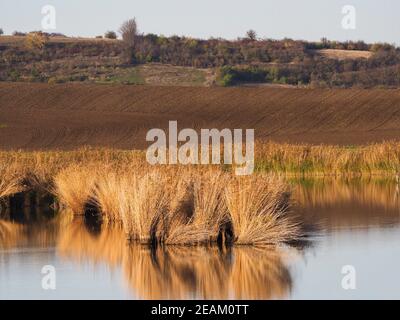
[1,82,400,150]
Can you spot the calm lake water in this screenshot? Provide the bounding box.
[1,177,400,300]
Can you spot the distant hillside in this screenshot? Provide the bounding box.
[1,34,400,88]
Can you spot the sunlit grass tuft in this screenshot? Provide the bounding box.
[225,175,300,244]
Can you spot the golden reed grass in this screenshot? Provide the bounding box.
[53,164,98,215]
[226,176,300,244]
[0,148,144,199]
[256,141,400,176]
[164,170,229,245]
[0,162,24,198]
[2,141,400,245]
[53,164,300,245]
[1,141,399,199]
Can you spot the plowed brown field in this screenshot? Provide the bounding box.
[1,82,400,150]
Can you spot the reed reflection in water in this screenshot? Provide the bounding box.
[57,219,296,299]
[293,177,400,230]
[0,210,298,299]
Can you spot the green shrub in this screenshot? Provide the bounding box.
[216,66,268,86]
[104,31,117,39]
[9,70,20,81]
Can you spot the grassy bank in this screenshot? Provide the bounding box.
[255,142,400,176]
[1,142,399,195]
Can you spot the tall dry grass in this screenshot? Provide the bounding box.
[1,141,400,201]
[0,163,24,198]
[256,141,400,176]
[226,175,300,244]
[0,148,144,200]
[53,164,98,214]
[4,141,399,245]
[91,169,127,222]
[120,171,170,243]
[165,170,229,245]
[53,163,300,245]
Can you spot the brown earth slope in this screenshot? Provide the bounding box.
[1,82,400,150]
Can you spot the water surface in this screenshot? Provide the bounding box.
[1,178,400,299]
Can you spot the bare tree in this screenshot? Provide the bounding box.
[246,29,257,41]
[0,28,3,36]
[119,18,138,47]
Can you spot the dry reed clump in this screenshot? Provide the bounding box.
[90,163,146,223]
[53,164,99,214]
[0,148,146,199]
[0,162,24,199]
[52,162,300,245]
[118,167,298,246]
[91,169,126,223]
[164,169,229,245]
[54,164,230,244]
[225,175,300,245]
[120,171,170,243]
[21,151,68,192]
[52,163,170,239]
[0,146,303,246]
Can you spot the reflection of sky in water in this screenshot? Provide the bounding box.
[0,248,134,299]
[289,227,400,299]
[1,178,400,299]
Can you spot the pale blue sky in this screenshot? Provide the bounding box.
[0,0,399,44]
